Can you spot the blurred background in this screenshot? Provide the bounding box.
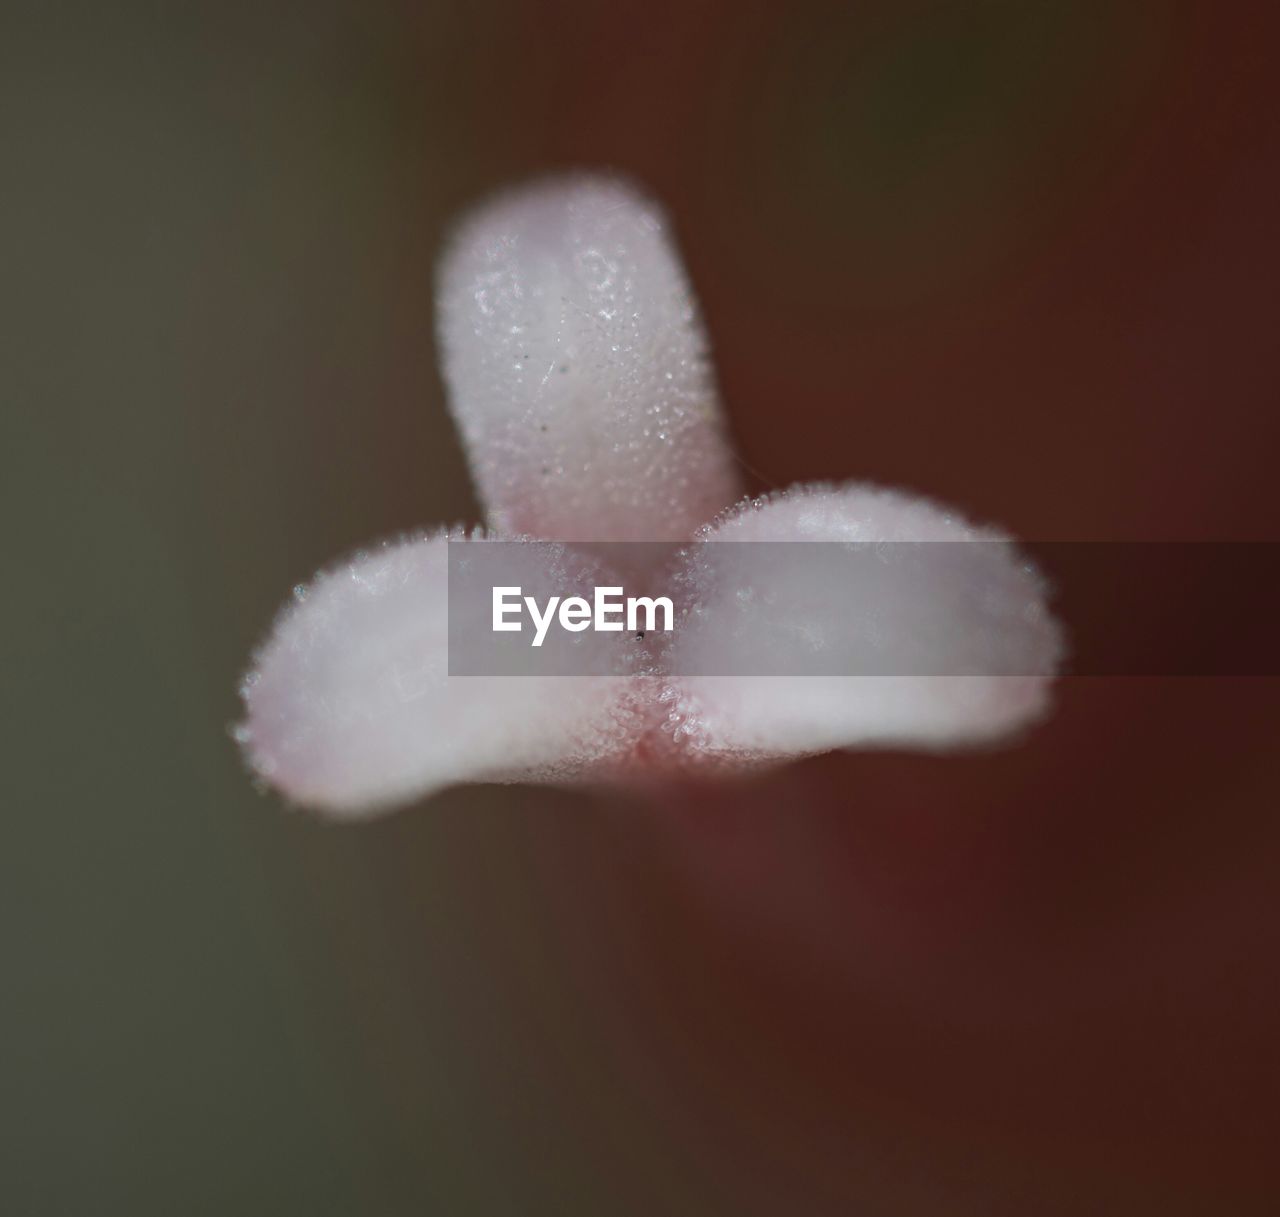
[5,1,1279,1212]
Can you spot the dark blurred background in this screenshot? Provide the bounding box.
[5,1,1279,1213]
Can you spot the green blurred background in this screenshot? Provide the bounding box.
[5,1,1279,1213]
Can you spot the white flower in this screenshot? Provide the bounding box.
[238,175,1062,816]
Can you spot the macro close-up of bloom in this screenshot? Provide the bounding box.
[240,176,1063,815]
[11,3,1280,1213]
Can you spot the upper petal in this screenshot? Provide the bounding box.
[436,175,742,542]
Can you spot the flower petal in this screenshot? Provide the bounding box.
[238,531,645,816]
[661,484,1064,763]
[436,174,742,542]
